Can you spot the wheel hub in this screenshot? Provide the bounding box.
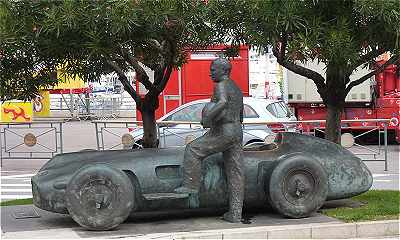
[283,169,316,205]
[81,180,113,210]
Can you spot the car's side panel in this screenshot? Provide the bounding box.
[129,148,184,194]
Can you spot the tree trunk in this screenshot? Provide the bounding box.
[141,104,159,148]
[325,105,343,144]
[139,92,160,148]
[324,64,347,144]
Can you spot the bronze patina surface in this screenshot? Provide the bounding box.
[32,132,372,230]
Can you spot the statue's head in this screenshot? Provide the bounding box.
[210,57,231,82]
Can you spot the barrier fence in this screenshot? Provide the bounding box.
[92,119,392,170]
[0,121,64,166]
[294,119,391,171]
[50,94,136,120]
[0,119,391,170]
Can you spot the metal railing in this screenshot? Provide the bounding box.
[92,118,393,170]
[294,119,392,171]
[0,120,64,166]
[50,94,136,120]
[93,120,143,151]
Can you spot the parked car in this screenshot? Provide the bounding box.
[32,132,373,230]
[128,97,295,148]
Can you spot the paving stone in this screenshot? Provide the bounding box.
[268,227,311,239]
[176,232,223,240]
[223,230,267,239]
[356,220,400,238]
[312,223,357,239]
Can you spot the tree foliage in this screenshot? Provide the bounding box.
[0,0,60,100]
[1,0,215,147]
[2,0,399,145]
[208,0,399,143]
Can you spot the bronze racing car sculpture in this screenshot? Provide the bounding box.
[31,132,373,230]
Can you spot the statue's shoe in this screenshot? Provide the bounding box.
[223,211,242,223]
[174,186,198,194]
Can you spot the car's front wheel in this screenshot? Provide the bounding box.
[266,155,328,218]
[66,164,135,230]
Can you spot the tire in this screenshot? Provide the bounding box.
[66,164,135,230]
[266,155,328,218]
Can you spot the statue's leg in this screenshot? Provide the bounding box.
[175,132,228,194]
[223,143,244,223]
[175,141,203,193]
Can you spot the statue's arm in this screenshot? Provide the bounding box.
[207,83,227,121]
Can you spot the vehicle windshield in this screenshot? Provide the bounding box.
[163,103,205,122]
[266,101,293,118]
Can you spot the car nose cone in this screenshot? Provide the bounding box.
[31,176,41,207]
[327,156,373,200]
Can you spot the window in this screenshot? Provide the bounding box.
[266,103,287,118]
[273,103,287,118]
[278,101,292,117]
[266,104,278,117]
[165,103,205,122]
[243,104,259,118]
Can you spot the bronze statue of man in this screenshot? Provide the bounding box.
[175,57,244,223]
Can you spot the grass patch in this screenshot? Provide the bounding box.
[0,198,33,207]
[323,190,400,222]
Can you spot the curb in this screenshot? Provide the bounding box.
[128,220,399,239]
[2,220,399,239]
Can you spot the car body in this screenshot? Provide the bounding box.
[32,132,372,230]
[129,97,295,148]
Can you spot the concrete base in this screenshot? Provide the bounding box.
[1,205,340,238]
[2,204,398,239]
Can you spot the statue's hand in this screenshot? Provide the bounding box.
[201,118,210,128]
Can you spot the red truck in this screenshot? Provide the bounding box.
[136,45,249,120]
[286,60,400,143]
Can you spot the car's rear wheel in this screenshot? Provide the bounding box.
[66,164,134,230]
[266,155,328,218]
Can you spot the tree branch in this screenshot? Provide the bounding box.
[278,34,288,62]
[154,36,175,94]
[107,59,141,105]
[345,54,399,95]
[155,65,173,95]
[120,48,157,92]
[272,39,326,98]
[349,47,387,72]
[148,39,163,53]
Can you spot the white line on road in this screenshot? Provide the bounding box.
[1,174,35,179]
[0,195,32,200]
[373,174,398,177]
[1,184,31,187]
[1,189,32,192]
[374,180,393,182]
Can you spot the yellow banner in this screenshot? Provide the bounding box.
[33,91,50,117]
[1,102,33,123]
[53,69,85,90]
